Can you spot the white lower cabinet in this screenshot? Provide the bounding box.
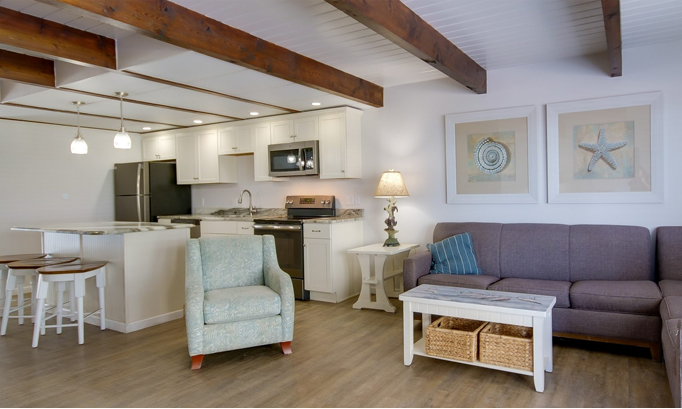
[303,221,363,303]
[200,221,254,237]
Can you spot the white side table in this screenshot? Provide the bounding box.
[348,243,419,313]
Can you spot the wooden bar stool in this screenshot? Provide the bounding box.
[0,254,46,315]
[1,257,78,336]
[32,262,107,347]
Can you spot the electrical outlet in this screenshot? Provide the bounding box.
[355,197,361,205]
[345,195,354,205]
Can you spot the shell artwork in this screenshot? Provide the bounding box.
[474,138,508,174]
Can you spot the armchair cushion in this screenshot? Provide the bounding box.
[204,285,281,325]
[199,236,265,291]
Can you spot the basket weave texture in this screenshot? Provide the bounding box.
[479,323,533,371]
[425,317,488,362]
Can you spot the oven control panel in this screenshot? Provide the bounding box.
[285,195,335,209]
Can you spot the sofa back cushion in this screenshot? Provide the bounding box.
[657,227,682,281]
[433,223,502,277]
[499,224,570,281]
[199,235,265,291]
[569,225,651,281]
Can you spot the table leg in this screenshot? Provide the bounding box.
[403,301,413,366]
[373,255,395,313]
[533,316,545,393]
[352,254,372,310]
[545,309,553,372]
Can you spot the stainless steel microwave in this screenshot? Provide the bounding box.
[268,141,319,176]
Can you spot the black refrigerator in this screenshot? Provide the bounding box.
[114,162,191,222]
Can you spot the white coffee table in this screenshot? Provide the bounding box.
[348,243,418,313]
[399,284,556,392]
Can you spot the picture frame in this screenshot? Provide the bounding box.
[445,105,538,204]
[546,92,663,204]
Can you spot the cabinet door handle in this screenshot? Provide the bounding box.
[233,147,238,149]
[312,229,321,232]
[290,135,296,138]
[241,227,249,230]
[341,170,345,173]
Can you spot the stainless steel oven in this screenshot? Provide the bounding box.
[268,141,319,177]
[253,195,335,301]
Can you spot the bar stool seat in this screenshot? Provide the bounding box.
[1,257,78,336]
[33,261,107,347]
[1,254,47,315]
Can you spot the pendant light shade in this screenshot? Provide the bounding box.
[70,101,88,155]
[114,92,131,149]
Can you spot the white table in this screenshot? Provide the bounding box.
[399,284,556,392]
[348,243,418,313]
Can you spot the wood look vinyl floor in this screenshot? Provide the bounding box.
[0,298,672,407]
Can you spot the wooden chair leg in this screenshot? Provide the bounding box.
[191,355,204,370]
[280,341,292,355]
[650,343,662,362]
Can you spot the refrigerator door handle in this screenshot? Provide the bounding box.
[136,163,142,222]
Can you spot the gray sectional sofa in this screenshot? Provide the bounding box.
[657,227,682,407]
[403,222,663,361]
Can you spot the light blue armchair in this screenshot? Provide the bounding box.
[185,235,295,370]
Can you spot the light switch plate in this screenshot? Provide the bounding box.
[345,195,355,205]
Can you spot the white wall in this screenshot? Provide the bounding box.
[193,40,682,247]
[0,121,141,254]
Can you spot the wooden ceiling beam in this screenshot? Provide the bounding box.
[37,0,384,107]
[601,0,622,77]
[0,5,116,69]
[325,0,486,94]
[0,50,55,87]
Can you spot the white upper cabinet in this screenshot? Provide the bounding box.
[142,134,176,161]
[218,125,254,155]
[271,119,294,144]
[319,108,362,179]
[176,130,237,185]
[294,117,318,142]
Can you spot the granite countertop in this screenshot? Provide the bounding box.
[158,208,364,224]
[11,222,195,236]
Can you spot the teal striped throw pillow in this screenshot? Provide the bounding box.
[426,232,482,275]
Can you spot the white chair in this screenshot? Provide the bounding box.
[32,261,107,347]
[0,254,46,316]
[1,257,78,335]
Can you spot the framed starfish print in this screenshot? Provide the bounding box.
[547,92,663,203]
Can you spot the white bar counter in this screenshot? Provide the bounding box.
[12,222,192,333]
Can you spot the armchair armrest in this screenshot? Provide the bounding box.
[263,236,295,341]
[185,239,205,356]
[403,251,432,291]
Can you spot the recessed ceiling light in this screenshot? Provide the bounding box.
[250,112,259,116]
[311,102,321,106]
[193,120,203,124]
[142,127,152,130]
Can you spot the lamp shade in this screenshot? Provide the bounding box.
[70,134,88,154]
[113,129,132,149]
[374,169,409,198]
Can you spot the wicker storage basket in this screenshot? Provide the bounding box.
[425,317,488,362]
[479,323,533,371]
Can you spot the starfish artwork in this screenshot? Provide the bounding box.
[578,128,628,172]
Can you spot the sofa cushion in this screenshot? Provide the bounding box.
[488,278,571,308]
[204,285,281,325]
[659,280,682,298]
[499,224,570,281]
[427,232,481,275]
[570,280,662,316]
[569,225,651,281]
[200,236,264,291]
[417,274,499,290]
[661,297,682,322]
[657,227,682,281]
[663,319,682,408]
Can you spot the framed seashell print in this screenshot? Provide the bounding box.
[445,106,538,204]
[546,92,663,204]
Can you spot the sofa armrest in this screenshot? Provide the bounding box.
[185,239,205,357]
[403,251,432,291]
[263,235,295,342]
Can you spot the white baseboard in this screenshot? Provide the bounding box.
[84,310,184,333]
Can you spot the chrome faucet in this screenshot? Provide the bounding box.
[238,189,257,216]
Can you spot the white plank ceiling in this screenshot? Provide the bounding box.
[0,0,680,134]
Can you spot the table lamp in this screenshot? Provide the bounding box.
[374,169,409,247]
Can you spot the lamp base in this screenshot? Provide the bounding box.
[383,228,400,247]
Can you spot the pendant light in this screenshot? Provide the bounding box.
[113,92,132,149]
[70,101,88,155]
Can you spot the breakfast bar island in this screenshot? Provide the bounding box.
[11,222,191,333]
